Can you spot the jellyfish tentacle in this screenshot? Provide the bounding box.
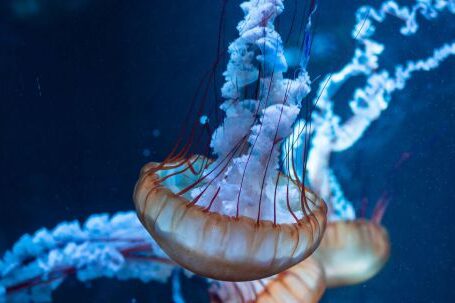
[0,212,176,301]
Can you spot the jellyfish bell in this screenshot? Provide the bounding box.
[134,155,326,281]
[209,256,326,303]
[313,219,390,287]
[313,195,391,287]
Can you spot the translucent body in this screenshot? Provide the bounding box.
[134,156,327,281]
[210,257,325,303]
[313,219,390,287]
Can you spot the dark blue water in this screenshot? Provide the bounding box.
[1,0,454,302]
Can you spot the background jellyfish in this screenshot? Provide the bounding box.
[0,0,454,302]
[283,0,455,291]
[209,256,326,303]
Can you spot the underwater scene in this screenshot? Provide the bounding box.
[1,0,454,302]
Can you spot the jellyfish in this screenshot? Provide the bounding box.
[282,0,455,289]
[134,0,327,281]
[209,257,326,303]
[313,219,389,287]
[306,188,390,288]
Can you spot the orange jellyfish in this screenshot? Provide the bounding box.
[313,196,390,287]
[209,257,326,303]
[133,0,327,281]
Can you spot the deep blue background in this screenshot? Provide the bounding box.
[1,0,454,302]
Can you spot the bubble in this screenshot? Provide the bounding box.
[199,115,209,125]
[152,129,160,138]
[142,149,151,157]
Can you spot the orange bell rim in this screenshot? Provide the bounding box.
[133,155,327,281]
